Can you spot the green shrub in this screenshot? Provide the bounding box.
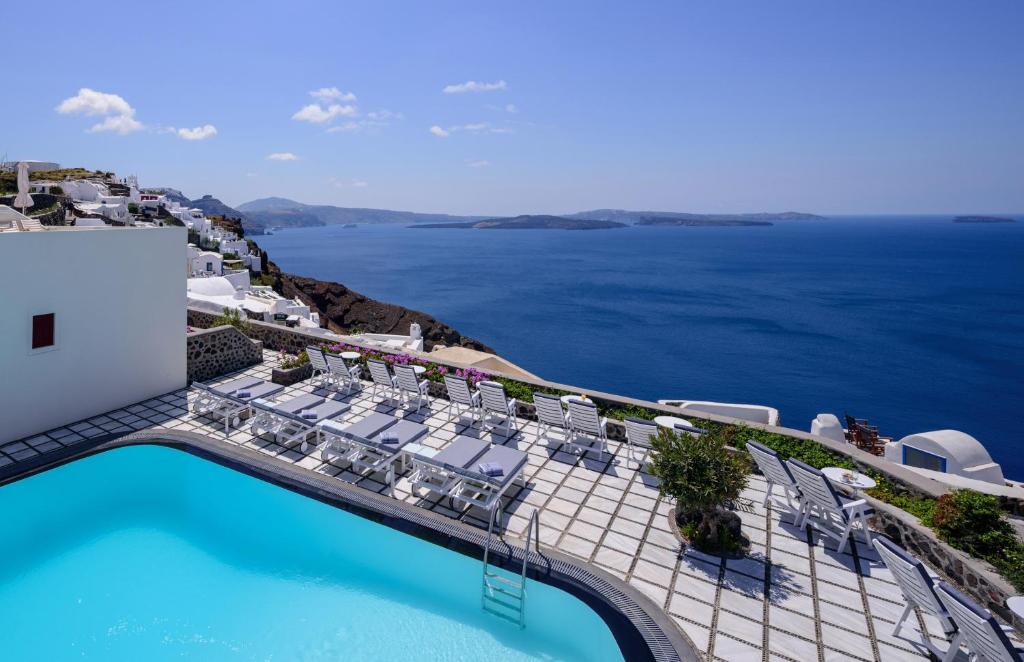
[250,273,275,287]
[213,307,250,332]
[127,202,139,214]
[649,426,750,554]
[931,490,1024,591]
[48,185,64,195]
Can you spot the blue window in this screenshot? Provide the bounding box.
[902,445,947,473]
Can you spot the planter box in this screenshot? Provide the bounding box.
[272,362,313,386]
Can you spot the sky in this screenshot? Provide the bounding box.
[3,1,1022,216]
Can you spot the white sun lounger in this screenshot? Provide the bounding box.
[317,412,401,463]
[367,359,400,405]
[305,346,332,389]
[477,381,519,437]
[251,394,351,451]
[325,352,362,395]
[746,440,802,513]
[623,417,658,469]
[190,375,262,416]
[566,399,609,461]
[343,417,429,493]
[533,393,569,444]
[408,435,491,500]
[191,379,284,436]
[394,364,430,413]
[449,443,529,520]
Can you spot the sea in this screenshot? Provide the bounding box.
[256,217,1024,479]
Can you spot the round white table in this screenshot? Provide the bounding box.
[340,351,361,361]
[654,415,693,430]
[411,365,426,375]
[822,467,877,491]
[1007,596,1024,621]
[560,395,590,406]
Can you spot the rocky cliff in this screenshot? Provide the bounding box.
[259,256,493,353]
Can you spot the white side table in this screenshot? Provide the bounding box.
[560,395,590,406]
[654,415,693,430]
[1007,596,1024,621]
[411,365,426,376]
[822,467,877,491]
[340,351,361,362]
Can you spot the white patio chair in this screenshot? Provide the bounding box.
[444,375,481,426]
[394,364,430,413]
[623,417,658,469]
[324,352,362,395]
[566,399,609,461]
[305,346,331,388]
[533,393,569,443]
[787,458,874,553]
[873,538,960,661]
[477,381,519,437]
[746,440,802,514]
[936,582,1023,662]
[367,359,399,404]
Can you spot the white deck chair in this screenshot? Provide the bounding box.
[533,393,569,443]
[623,417,658,469]
[787,458,874,553]
[367,359,399,404]
[873,538,959,661]
[444,375,481,426]
[477,381,519,437]
[936,582,1022,662]
[393,364,430,413]
[745,440,802,513]
[325,352,362,395]
[566,400,609,461]
[305,346,331,388]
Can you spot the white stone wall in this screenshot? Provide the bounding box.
[0,227,187,443]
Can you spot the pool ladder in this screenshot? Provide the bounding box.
[481,508,540,629]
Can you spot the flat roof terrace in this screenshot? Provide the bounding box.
[2,350,1020,661]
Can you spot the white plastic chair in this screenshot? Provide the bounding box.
[393,364,430,413]
[566,400,609,461]
[324,352,362,395]
[623,417,658,469]
[305,346,330,388]
[787,458,874,553]
[873,537,960,661]
[533,393,569,443]
[367,359,399,404]
[936,582,1022,662]
[476,381,519,437]
[746,440,802,514]
[444,375,481,426]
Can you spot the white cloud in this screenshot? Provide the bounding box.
[310,87,356,102]
[430,122,512,136]
[366,109,403,121]
[292,103,358,123]
[87,114,144,134]
[246,172,259,177]
[351,180,369,188]
[505,103,518,113]
[443,80,507,94]
[467,160,490,168]
[56,88,143,134]
[266,152,299,161]
[429,125,450,137]
[176,124,217,141]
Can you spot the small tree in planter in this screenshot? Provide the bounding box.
[649,427,750,555]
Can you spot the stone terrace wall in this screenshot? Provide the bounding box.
[186,325,263,384]
[871,499,1024,634]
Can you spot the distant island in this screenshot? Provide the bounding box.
[953,215,1016,224]
[413,215,627,230]
[636,217,773,227]
[567,209,824,225]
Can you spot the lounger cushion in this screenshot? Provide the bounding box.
[433,436,490,468]
[274,393,325,414]
[340,412,399,440]
[303,399,350,422]
[938,582,1019,655]
[372,419,428,449]
[235,382,284,401]
[471,444,528,486]
[209,375,262,396]
[746,439,778,458]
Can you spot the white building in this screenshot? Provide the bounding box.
[1,160,60,173]
[0,217,185,445]
[187,276,325,332]
[75,201,131,225]
[31,179,108,201]
[188,245,223,276]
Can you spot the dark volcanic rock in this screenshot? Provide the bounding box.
[262,259,493,353]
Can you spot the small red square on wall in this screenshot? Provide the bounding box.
[32,313,55,349]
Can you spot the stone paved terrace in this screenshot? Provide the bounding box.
[3,351,1022,662]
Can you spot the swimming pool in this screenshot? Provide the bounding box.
[0,445,625,661]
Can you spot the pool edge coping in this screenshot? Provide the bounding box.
[0,428,699,662]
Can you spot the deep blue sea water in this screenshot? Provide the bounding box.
[258,217,1024,479]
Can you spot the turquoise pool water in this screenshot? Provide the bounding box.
[0,446,624,661]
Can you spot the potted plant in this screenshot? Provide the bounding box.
[272,350,312,386]
[649,426,750,556]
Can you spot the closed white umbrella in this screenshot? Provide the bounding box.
[13,162,33,214]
